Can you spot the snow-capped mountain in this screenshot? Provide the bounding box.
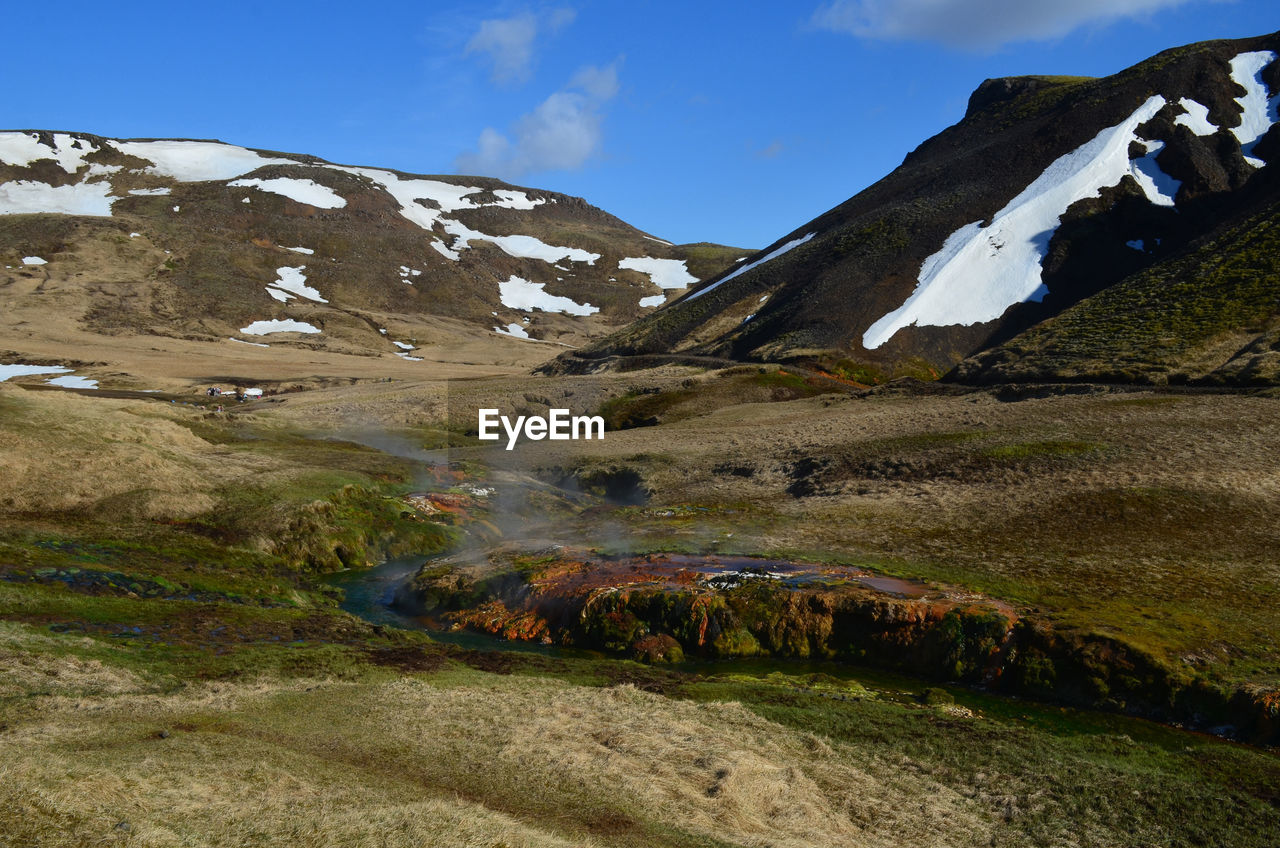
[0,132,747,356]
[552,32,1280,385]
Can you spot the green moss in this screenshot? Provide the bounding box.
[597,387,696,430]
[982,440,1101,461]
[833,218,910,258]
[972,204,1280,383]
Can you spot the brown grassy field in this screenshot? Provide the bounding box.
[1,359,1278,846]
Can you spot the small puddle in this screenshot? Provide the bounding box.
[854,575,931,598]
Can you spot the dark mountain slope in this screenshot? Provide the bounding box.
[547,32,1280,380]
[952,160,1280,385]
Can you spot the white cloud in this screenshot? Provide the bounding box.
[568,62,620,101]
[456,59,622,180]
[466,7,576,84]
[811,0,1194,50]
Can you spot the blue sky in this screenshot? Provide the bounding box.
[2,1,1276,247]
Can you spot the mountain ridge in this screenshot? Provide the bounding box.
[0,129,749,385]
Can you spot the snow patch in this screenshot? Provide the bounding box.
[395,352,424,361]
[1125,239,1145,251]
[393,341,415,350]
[240,319,321,335]
[229,177,347,208]
[687,233,815,301]
[22,256,47,265]
[642,235,674,246]
[229,337,270,347]
[109,140,294,181]
[267,266,326,303]
[328,166,482,230]
[1229,50,1280,167]
[491,189,545,210]
[267,288,294,303]
[1174,98,1218,136]
[128,187,172,196]
[498,276,599,316]
[284,246,314,255]
[1129,139,1180,207]
[430,239,460,261]
[0,363,70,381]
[639,294,666,308]
[863,96,1169,349]
[0,180,115,216]
[46,375,97,389]
[494,322,530,339]
[444,220,600,265]
[618,256,699,290]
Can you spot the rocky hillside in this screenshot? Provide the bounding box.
[0,132,748,360]
[548,32,1280,383]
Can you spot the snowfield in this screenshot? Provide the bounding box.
[109,140,294,181]
[863,95,1173,349]
[687,233,815,301]
[0,180,115,216]
[229,177,347,209]
[619,256,698,290]
[240,319,321,335]
[0,132,98,173]
[498,276,599,315]
[1229,50,1280,167]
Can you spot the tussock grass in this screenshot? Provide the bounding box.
[0,656,991,848]
[2,630,1277,847]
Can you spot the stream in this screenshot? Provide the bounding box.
[323,555,593,658]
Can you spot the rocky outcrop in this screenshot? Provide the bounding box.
[396,549,1280,746]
